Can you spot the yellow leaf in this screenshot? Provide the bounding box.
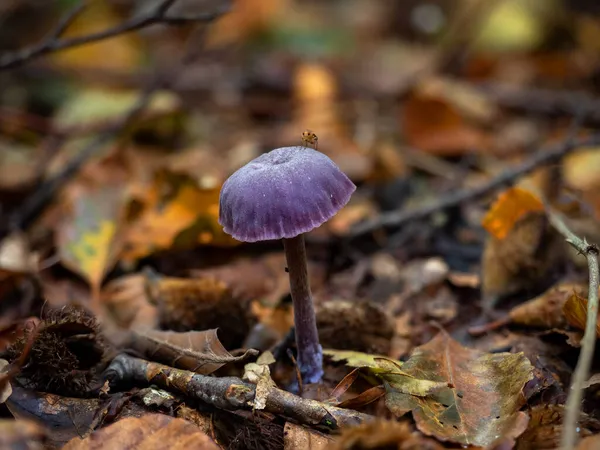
[58,185,126,292]
[563,293,600,337]
[51,1,142,72]
[122,173,238,262]
[482,187,544,239]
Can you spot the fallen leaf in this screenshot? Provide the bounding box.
[0,419,47,450]
[508,282,584,329]
[384,331,533,447]
[283,422,334,450]
[583,373,600,389]
[0,359,12,404]
[516,404,600,450]
[128,329,257,375]
[101,274,158,331]
[577,434,600,450]
[51,1,142,72]
[122,172,238,262]
[57,180,128,300]
[563,292,600,337]
[63,414,219,450]
[482,188,545,240]
[333,420,445,450]
[402,92,490,156]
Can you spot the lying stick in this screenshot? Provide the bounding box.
[105,354,372,430]
[350,134,600,238]
[547,210,600,450]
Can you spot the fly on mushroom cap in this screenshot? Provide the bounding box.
[219,146,356,242]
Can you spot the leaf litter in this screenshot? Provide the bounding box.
[3,1,600,449]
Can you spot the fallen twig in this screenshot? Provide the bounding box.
[0,0,231,70]
[350,134,600,238]
[105,354,371,430]
[547,211,600,450]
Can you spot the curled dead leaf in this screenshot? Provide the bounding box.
[127,329,257,375]
[563,292,600,336]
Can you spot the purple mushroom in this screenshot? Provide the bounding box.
[219,146,356,383]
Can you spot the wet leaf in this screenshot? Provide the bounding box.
[384,331,533,447]
[563,292,600,336]
[128,329,257,375]
[63,414,219,450]
[57,182,127,296]
[482,188,545,240]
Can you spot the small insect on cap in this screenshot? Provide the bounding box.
[219,146,356,242]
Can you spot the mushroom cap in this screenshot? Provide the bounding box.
[219,146,356,242]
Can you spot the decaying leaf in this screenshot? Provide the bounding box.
[563,292,600,337]
[57,182,127,299]
[333,419,445,450]
[324,349,448,397]
[508,282,585,329]
[481,188,564,305]
[283,422,334,450]
[0,359,12,404]
[516,404,600,450]
[384,331,533,447]
[0,419,47,450]
[127,329,257,375]
[63,414,219,450]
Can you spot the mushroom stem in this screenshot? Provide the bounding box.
[283,234,323,384]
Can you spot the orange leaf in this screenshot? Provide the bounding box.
[563,293,600,337]
[402,94,490,156]
[482,187,544,240]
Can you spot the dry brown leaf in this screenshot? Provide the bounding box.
[63,414,219,450]
[508,282,585,329]
[481,209,564,305]
[128,329,257,375]
[101,274,158,331]
[516,404,600,450]
[482,188,545,240]
[402,93,490,156]
[385,331,533,447]
[283,422,334,450]
[577,434,600,450]
[333,420,445,450]
[563,292,600,337]
[0,359,12,404]
[0,419,47,450]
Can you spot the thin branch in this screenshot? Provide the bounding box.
[350,134,600,238]
[547,211,600,450]
[105,354,372,430]
[0,0,231,70]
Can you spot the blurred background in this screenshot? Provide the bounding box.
[1,0,600,338]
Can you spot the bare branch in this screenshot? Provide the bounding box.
[105,354,372,430]
[350,134,600,238]
[0,0,231,70]
[546,211,600,450]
